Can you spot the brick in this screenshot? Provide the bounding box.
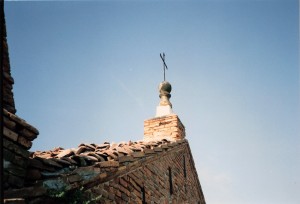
[154,147,163,152]
[3,126,18,141]
[4,186,47,198]
[118,155,134,163]
[3,138,30,158]
[108,192,115,200]
[3,110,39,135]
[28,158,43,169]
[56,149,73,158]
[99,172,107,179]
[128,177,141,191]
[67,174,82,183]
[129,174,142,188]
[51,158,71,166]
[7,174,24,188]
[39,158,63,168]
[121,193,129,201]
[161,144,169,149]
[26,168,41,180]
[101,189,109,198]
[98,160,120,168]
[3,149,15,163]
[132,152,145,158]
[3,198,25,204]
[5,162,27,177]
[17,136,32,149]
[119,177,128,188]
[60,157,77,164]
[118,184,131,196]
[3,117,16,130]
[144,149,155,154]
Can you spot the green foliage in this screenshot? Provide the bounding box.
[48,186,101,204]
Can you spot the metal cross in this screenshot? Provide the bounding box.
[160,53,168,81]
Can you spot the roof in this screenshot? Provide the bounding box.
[31,138,185,166]
[5,138,189,199]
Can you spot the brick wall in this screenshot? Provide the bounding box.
[86,142,205,204]
[3,109,39,190]
[144,114,186,142]
[4,140,205,204]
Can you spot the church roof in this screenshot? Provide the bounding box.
[5,138,190,199]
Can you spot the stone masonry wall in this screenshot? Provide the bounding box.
[144,114,186,142]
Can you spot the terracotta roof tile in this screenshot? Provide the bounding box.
[26,138,187,187]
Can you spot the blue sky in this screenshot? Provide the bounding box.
[5,1,299,203]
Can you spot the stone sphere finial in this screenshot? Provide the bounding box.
[158,81,172,107]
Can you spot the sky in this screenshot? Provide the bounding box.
[4,0,299,203]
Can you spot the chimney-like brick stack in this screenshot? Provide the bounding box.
[144,114,185,142]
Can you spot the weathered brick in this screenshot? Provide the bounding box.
[118,155,134,163]
[132,152,145,158]
[3,198,25,204]
[118,184,131,196]
[7,174,24,188]
[98,160,120,168]
[26,168,41,180]
[3,126,18,141]
[67,174,82,183]
[119,177,128,188]
[154,147,163,152]
[17,136,32,150]
[4,186,47,198]
[3,138,30,158]
[99,172,107,179]
[3,117,16,130]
